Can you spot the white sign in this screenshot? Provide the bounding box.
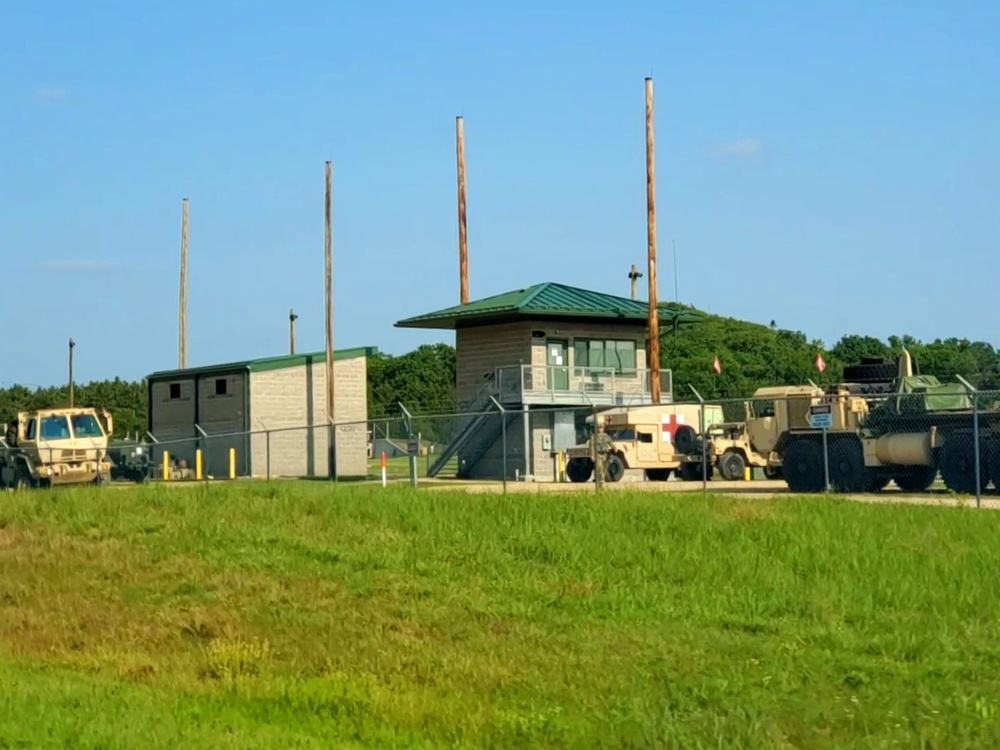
[808,404,833,429]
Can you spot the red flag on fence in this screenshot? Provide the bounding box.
[712,355,722,374]
[815,352,826,373]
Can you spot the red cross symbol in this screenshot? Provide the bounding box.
[661,413,685,442]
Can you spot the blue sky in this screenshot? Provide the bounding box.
[2,1,998,387]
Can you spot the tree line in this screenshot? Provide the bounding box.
[1,313,997,436]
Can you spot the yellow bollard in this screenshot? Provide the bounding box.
[195,449,203,480]
[228,448,236,479]
[744,466,752,482]
[557,451,565,482]
[162,450,170,481]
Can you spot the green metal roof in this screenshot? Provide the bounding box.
[146,346,378,381]
[394,282,704,330]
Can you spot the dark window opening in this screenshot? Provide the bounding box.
[215,378,228,396]
[169,383,181,399]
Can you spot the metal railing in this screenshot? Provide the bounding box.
[491,365,673,405]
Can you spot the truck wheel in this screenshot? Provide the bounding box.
[604,454,626,483]
[989,442,1000,495]
[828,439,866,493]
[866,474,891,492]
[645,468,672,481]
[764,466,783,480]
[893,466,937,493]
[718,451,746,481]
[673,425,697,456]
[565,458,593,483]
[782,439,825,493]
[940,434,984,495]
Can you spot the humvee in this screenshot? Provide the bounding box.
[676,384,825,481]
[564,402,724,482]
[1,407,114,489]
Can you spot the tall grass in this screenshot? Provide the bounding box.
[0,482,999,748]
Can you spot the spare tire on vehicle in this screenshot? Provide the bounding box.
[673,425,698,456]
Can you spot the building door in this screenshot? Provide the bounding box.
[547,339,569,390]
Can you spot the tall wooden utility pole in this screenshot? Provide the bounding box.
[289,308,298,355]
[68,338,75,407]
[324,161,337,480]
[645,77,661,403]
[179,197,189,369]
[628,263,643,300]
[456,115,469,304]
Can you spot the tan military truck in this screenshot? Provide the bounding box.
[564,402,724,483]
[1,407,114,489]
[676,384,825,481]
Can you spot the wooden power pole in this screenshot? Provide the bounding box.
[628,263,643,300]
[289,308,298,355]
[179,197,188,369]
[456,115,469,304]
[645,77,661,403]
[324,161,337,480]
[68,338,75,407]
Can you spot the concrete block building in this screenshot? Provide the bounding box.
[145,346,376,479]
[395,282,701,481]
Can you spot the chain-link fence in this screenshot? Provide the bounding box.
[93,374,1000,506]
[684,380,1000,505]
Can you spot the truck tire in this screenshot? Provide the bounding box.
[566,458,594,483]
[679,461,712,481]
[940,434,985,495]
[782,438,825,493]
[892,466,937,493]
[645,468,672,481]
[989,441,1000,495]
[718,450,746,481]
[764,466,783,480]
[604,453,626,483]
[828,438,867,493]
[673,425,697,456]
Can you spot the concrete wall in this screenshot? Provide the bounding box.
[148,371,248,476]
[454,320,651,408]
[248,355,368,478]
[455,322,533,406]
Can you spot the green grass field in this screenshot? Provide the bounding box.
[1,482,999,748]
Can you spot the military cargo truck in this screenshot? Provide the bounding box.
[1,407,114,489]
[676,384,825,481]
[779,349,1000,495]
[564,402,723,483]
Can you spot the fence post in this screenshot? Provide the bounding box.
[821,425,830,494]
[195,424,208,479]
[490,396,507,495]
[957,375,981,508]
[266,429,271,481]
[689,385,708,496]
[592,404,604,492]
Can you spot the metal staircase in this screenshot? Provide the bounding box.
[427,374,513,478]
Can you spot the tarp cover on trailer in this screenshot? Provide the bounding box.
[892,375,973,413]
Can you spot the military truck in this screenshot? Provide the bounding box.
[1,407,114,489]
[674,384,825,481]
[564,402,723,483]
[779,349,1000,495]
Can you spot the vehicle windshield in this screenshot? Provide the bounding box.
[39,415,71,440]
[749,399,775,418]
[606,428,636,440]
[71,414,105,438]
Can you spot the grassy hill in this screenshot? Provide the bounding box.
[1,482,1000,747]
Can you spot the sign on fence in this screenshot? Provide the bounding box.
[808,403,833,430]
[406,440,419,457]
